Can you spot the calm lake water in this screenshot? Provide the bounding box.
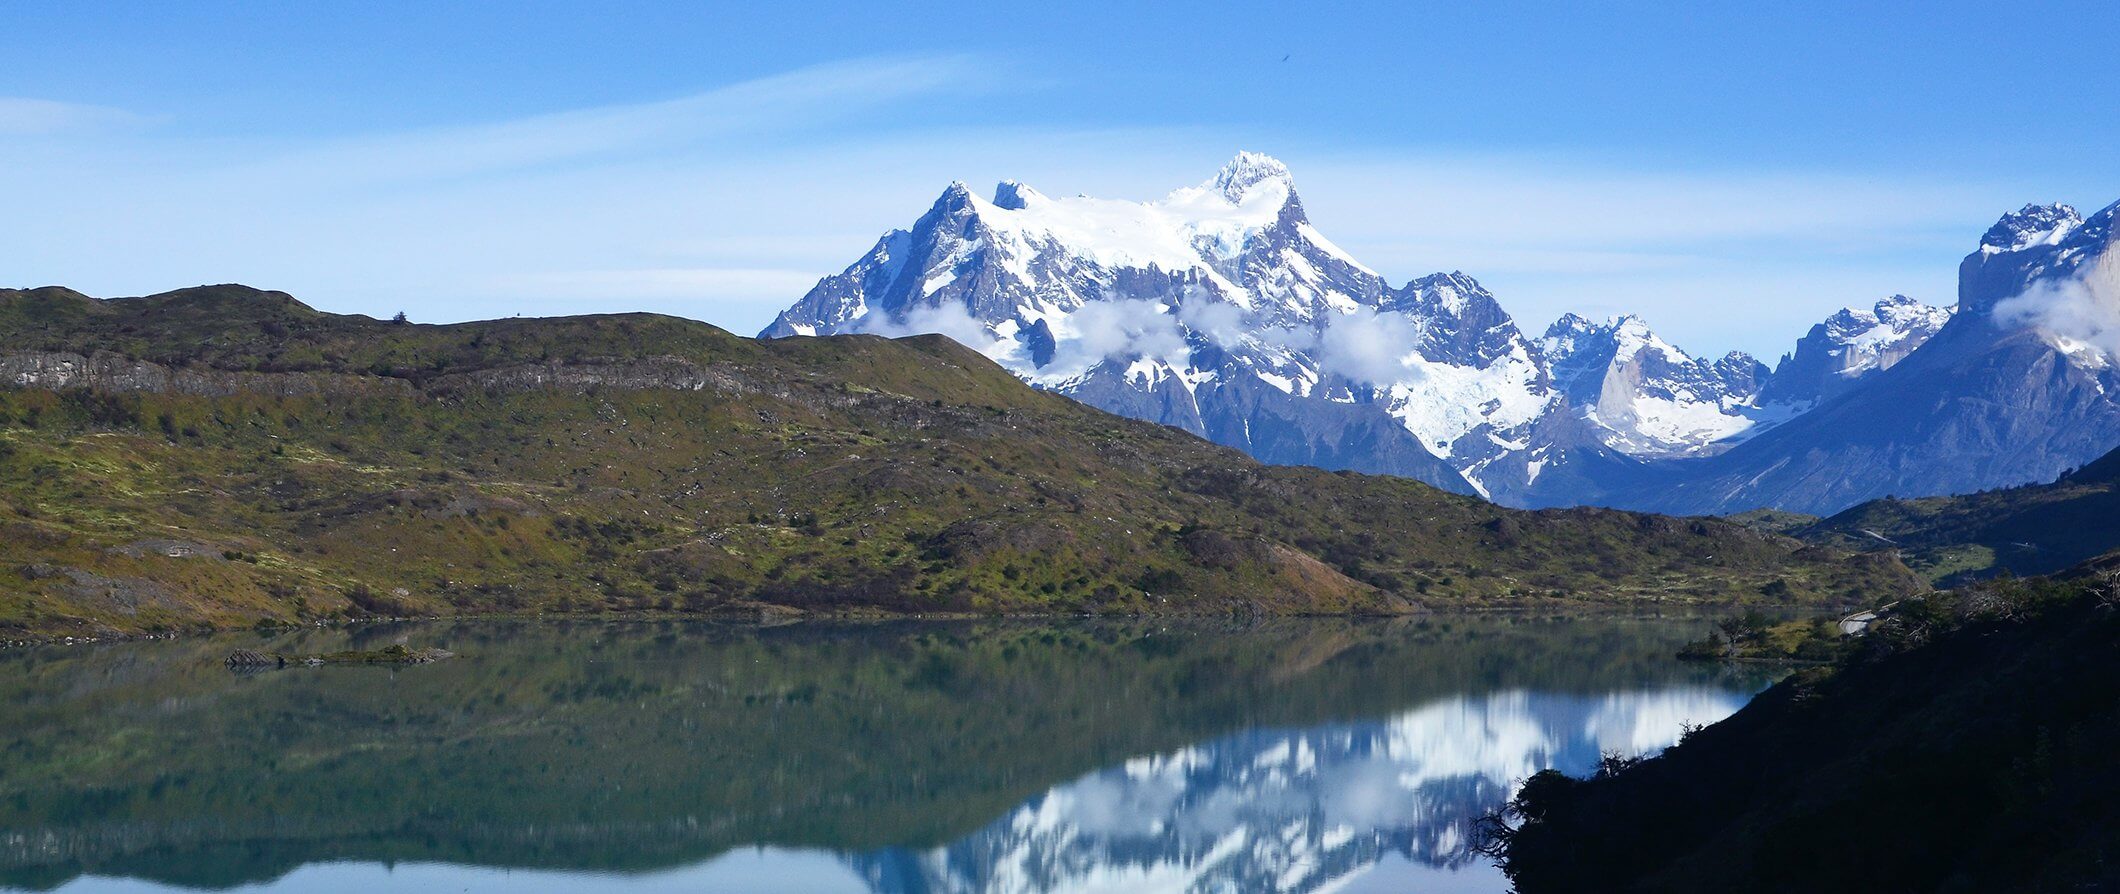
[0,616,1773,894]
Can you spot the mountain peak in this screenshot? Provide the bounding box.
[1210,151,1294,203]
[922,181,982,220]
[1872,294,1951,327]
[1981,203,2083,253]
[1611,313,1656,335]
[991,180,1045,210]
[1544,312,1599,339]
[1409,270,1485,290]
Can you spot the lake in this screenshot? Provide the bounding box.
[0,615,1773,893]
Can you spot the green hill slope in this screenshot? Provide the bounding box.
[0,285,1921,638]
[1800,447,2120,582]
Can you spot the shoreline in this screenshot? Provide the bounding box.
[0,597,1823,653]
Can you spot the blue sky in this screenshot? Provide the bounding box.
[4,1,2117,358]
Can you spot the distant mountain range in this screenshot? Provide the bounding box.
[765,154,2120,515]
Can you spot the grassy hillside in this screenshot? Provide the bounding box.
[0,285,1921,638]
[1800,447,2120,583]
[1488,573,2120,894]
[1721,508,1820,536]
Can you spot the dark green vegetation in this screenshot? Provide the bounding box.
[0,285,1920,637]
[1801,445,2120,583]
[1721,507,1820,536]
[1674,610,1848,664]
[1489,574,2120,893]
[0,614,1764,889]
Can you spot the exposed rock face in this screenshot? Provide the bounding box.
[107,540,219,560]
[0,350,769,403]
[425,357,757,396]
[1,351,413,398]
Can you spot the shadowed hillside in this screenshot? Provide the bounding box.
[1489,574,2120,893]
[1801,445,2120,583]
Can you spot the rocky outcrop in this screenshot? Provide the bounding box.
[424,357,759,397]
[0,351,778,403]
[1,351,413,398]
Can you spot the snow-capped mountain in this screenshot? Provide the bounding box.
[1755,295,1954,407]
[764,153,1795,502]
[767,153,1559,495]
[1537,313,1781,457]
[1591,201,2120,515]
[850,688,1745,894]
[1980,202,2084,254]
[766,154,2115,513]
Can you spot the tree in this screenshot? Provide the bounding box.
[391,311,409,324]
[1716,609,1772,645]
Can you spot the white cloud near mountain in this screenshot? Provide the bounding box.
[856,293,1434,388]
[1995,251,2120,361]
[1064,299,1193,368]
[1317,308,1428,385]
[856,302,1005,355]
[1175,300,1249,347]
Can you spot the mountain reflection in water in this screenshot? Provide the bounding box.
[0,617,1770,894]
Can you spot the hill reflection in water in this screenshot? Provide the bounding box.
[0,616,1770,893]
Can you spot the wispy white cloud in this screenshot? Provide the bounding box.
[171,55,992,197]
[226,55,995,188]
[0,58,2054,361]
[0,97,146,136]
